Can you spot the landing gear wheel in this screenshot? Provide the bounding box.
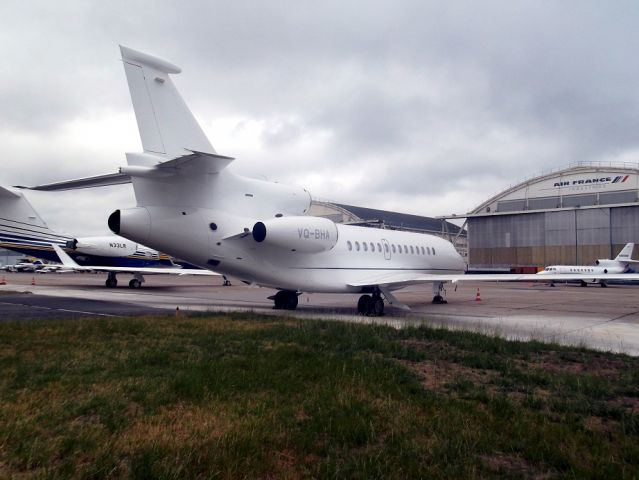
[129,279,142,289]
[357,295,371,314]
[285,293,298,310]
[105,278,117,288]
[432,295,447,304]
[371,296,384,316]
[580,280,588,287]
[273,290,298,310]
[600,282,608,288]
[273,291,286,309]
[357,294,384,316]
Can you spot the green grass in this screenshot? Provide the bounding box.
[1,313,639,478]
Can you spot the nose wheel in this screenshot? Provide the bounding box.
[432,281,448,304]
[105,272,118,288]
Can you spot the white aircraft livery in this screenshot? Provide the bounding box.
[538,243,638,287]
[23,46,639,315]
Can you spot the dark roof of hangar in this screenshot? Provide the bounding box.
[334,203,465,234]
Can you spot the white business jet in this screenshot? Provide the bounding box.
[538,243,638,287]
[24,46,639,315]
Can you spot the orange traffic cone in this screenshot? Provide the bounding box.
[0,276,6,285]
[475,288,481,302]
[31,276,36,286]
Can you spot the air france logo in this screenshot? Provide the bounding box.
[298,228,330,240]
[109,242,127,248]
[553,175,629,187]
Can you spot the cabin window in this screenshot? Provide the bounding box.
[384,243,389,253]
[392,244,396,254]
[398,245,403,254]
[432,247,436,255]
[410,246,414,255]
[209,223,218,231]
[377,243,382,252]
[370,242,375,252]
[363,242,368,252]
[421,246,425,255]
[355,241,360,251]
[347,240,352,251]
[404,245,408,254]
[426,247,431,255]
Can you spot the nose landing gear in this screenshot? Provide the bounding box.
[432,282,447,304]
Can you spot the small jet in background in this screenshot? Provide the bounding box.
[0,185,218,287]
[537,243,638,287]
[4,257,46,273]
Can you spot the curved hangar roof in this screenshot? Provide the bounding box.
[471,162,639,216]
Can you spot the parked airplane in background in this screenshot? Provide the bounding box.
[22,46,639,315]
[3,257,46,273]
[538,243,638,287]
[0,185,217,287]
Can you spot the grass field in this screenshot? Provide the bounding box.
[1,312,638,478]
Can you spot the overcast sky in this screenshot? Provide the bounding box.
[2,1,638,235]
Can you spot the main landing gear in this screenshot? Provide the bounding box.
[357,292,385,316]
[272,290,299,310]
[105,272,145,289]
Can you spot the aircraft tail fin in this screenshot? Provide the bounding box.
[614,243,635,262]
[120,45,216,158]
[0,186,69,256]
[0,186,50,231]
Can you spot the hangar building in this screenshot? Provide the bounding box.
[454,163,639,271]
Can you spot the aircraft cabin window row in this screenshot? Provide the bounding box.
[345,240,436,256]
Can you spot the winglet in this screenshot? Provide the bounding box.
[52,244,84,269]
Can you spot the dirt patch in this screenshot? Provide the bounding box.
[399,358,498,394]
[610,395,639,414]
[524,351,628,378]
[479,452,551,479]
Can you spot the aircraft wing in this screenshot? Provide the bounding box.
[16,172,131,192]
[52,244,219,276]
[347,272,639,288]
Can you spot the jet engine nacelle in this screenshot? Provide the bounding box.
[67,235,138,257]
[595,259,615,267]
[252,216,338,253]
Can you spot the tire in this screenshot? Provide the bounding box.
[273,291,286,309]
[106,278,117,288]
[285,293,298,310]
[129,279,141,289]
[357,295,371,314]
[371,297,384,316]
